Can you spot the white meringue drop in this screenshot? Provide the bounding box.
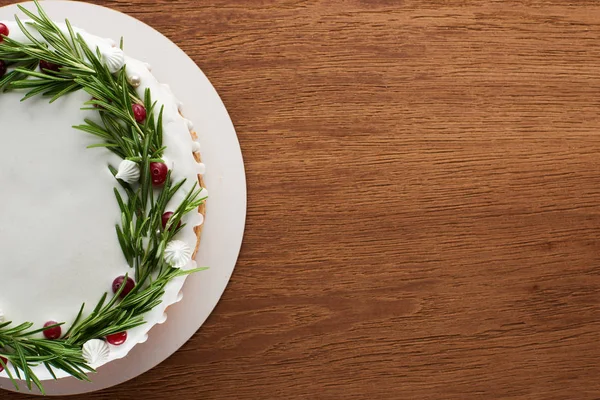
[191,141,201,153]
[82,339,110,365]
[115,160,140,184]
[128,74,141,88]
[101,46,125,73]
[185,119,194,131]
[164,240,192,268]
[196,163,206,175]
[199,187,209,199]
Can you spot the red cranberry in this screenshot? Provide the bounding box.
[112,276,135,298]
[132,104,147,123]
[150,162,168,186]
[0,60,6,79]
[0,23,8,42]
[106,331,127,346]
[39,60,61,72]
[0,356,7,372]
[43,321,62,340]
[161,211,182,231]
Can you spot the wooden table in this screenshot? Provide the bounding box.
[4,0,600,398]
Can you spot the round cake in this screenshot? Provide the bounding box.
[0,1,207,392]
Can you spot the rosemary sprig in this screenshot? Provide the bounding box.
[0,0,207,393]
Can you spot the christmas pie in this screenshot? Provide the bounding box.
[0,1,206,392]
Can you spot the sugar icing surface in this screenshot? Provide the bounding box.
[0,90,126,329]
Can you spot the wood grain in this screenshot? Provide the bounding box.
[3,0,600,398]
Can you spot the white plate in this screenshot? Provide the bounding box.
[0,0,246,395]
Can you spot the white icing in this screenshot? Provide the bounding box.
[144,62,152,71]
[184,118,194,131]
[0,18,205,381]
[115,160,140,184]
[82,339,110,366]
[164,240,192,268]
[162,155,175,170]
[183,212,203,229]
[197,163,206,175]
[0,89,126,332]
[191,141,201,153]
[101,46,125,73]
